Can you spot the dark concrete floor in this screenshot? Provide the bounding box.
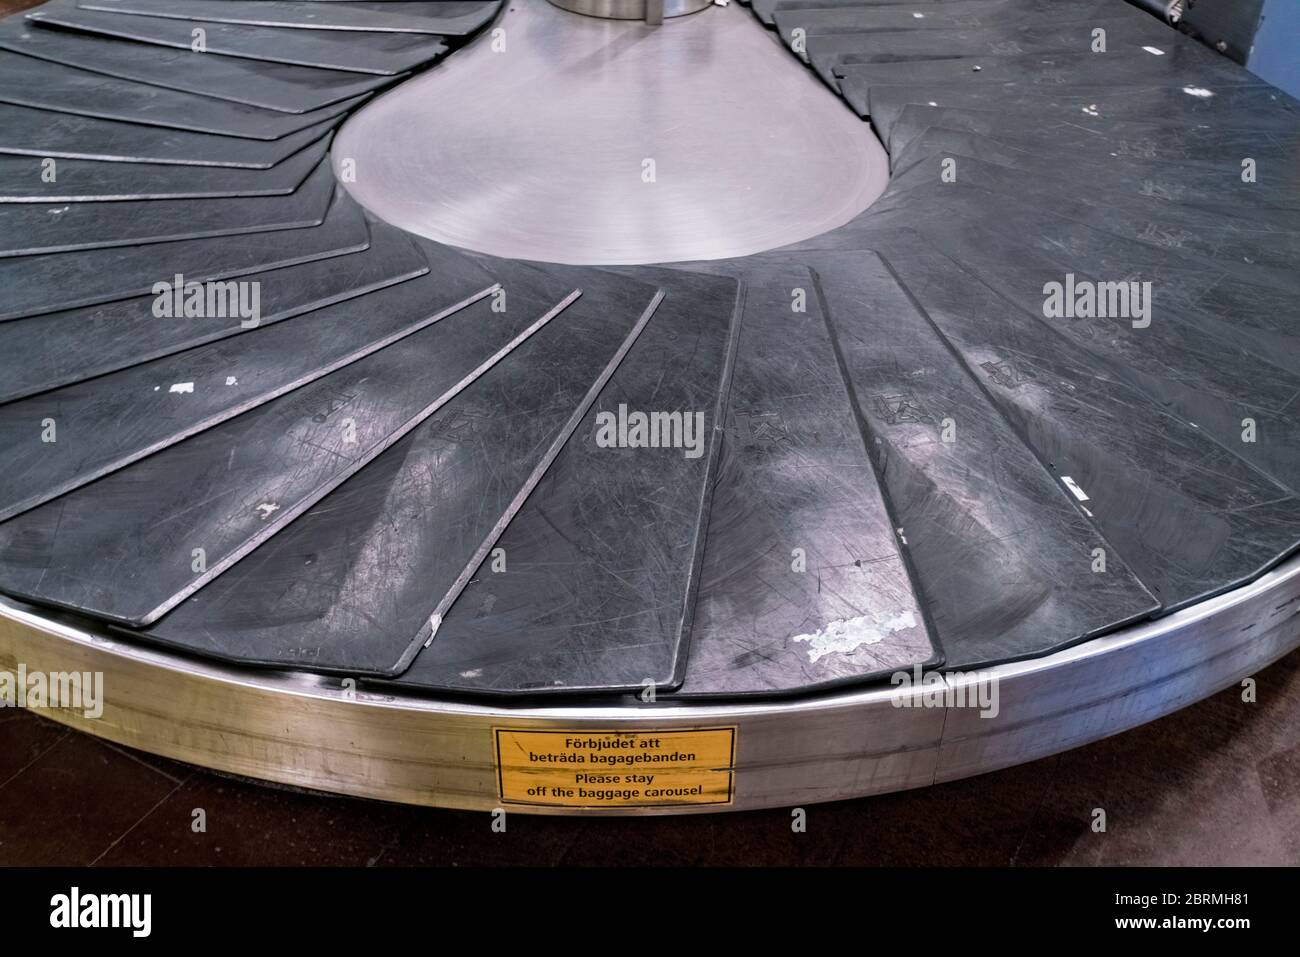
[1,0,1297,867]
[3,647,1298,866]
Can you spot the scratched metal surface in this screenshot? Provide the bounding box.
[0,156,335,257]
[79,0,499,35]
[0,237,490,523]
[398,267,739,694]
[332,0,889,265]
[0,267,550,626]
[0,222,428,403]
[0,51,368,138]
[28,4,451,74]
[0,186,369,320]
[0,18,399,113]
[0,101,338,166]
[139,263,662,673]
[672,262,938,696]
[0,135,327,201]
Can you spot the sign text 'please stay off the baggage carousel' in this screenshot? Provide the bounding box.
[494,728,735,809]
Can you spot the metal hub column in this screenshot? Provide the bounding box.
[546,0,712,23]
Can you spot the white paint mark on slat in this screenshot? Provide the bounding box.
[1061,476,1090,502]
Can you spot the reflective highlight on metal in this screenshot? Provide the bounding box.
[333,0,889,265]
[546,0,711,21]
[2,555,1297,814]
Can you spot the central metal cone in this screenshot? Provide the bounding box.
[332,1,888,266]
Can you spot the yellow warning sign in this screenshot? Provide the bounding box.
[495,727,736,809]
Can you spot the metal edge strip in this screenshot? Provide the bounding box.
[0,554,1297,816]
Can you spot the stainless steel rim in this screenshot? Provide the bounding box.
[545,0,712,20]
[2,554,1297,815]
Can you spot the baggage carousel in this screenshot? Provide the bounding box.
[1,0,1298,814]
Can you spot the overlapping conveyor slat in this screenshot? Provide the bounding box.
[0,225,430,402]
[140,265,675,677]
[761,0,1300,630]
[1,154,337,256]
[76,0,499,35]
[0,50,368,137]
[398,267,742,694]
[0,185,370,318]
[0,17,400,113]
[673,259,938,696]
[0,135,327,201]
[0,0,1295,704]
[28,1,451,74]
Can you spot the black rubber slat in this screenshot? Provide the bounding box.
[0,49,367,138]
[888,128,1300,211]
[0,239,493,523]
[0,134,329,202]
[752,0,983,27]
[774,0,1115,38]
[803,171,1300,367]
[0,157,336,257]
[879,155,1300,281]
[810,246,1161,670]
[865,82,1299,144]
[138,265,666,675]
[0,186,369,320]
[0,275,569,627]
[0,222,429,403]
[401,266,741,695]
[889,207,1300,494]
[78,0,499,36]
[804,14,1180,84]
[0,100,337,167]
[883,103,1300,163]
[0,18,398,114]
[28,4,449,75]
[672,262,938,697]
[877,176,1300,311]
[880,227,1300,612]
[837,45,1265,120]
